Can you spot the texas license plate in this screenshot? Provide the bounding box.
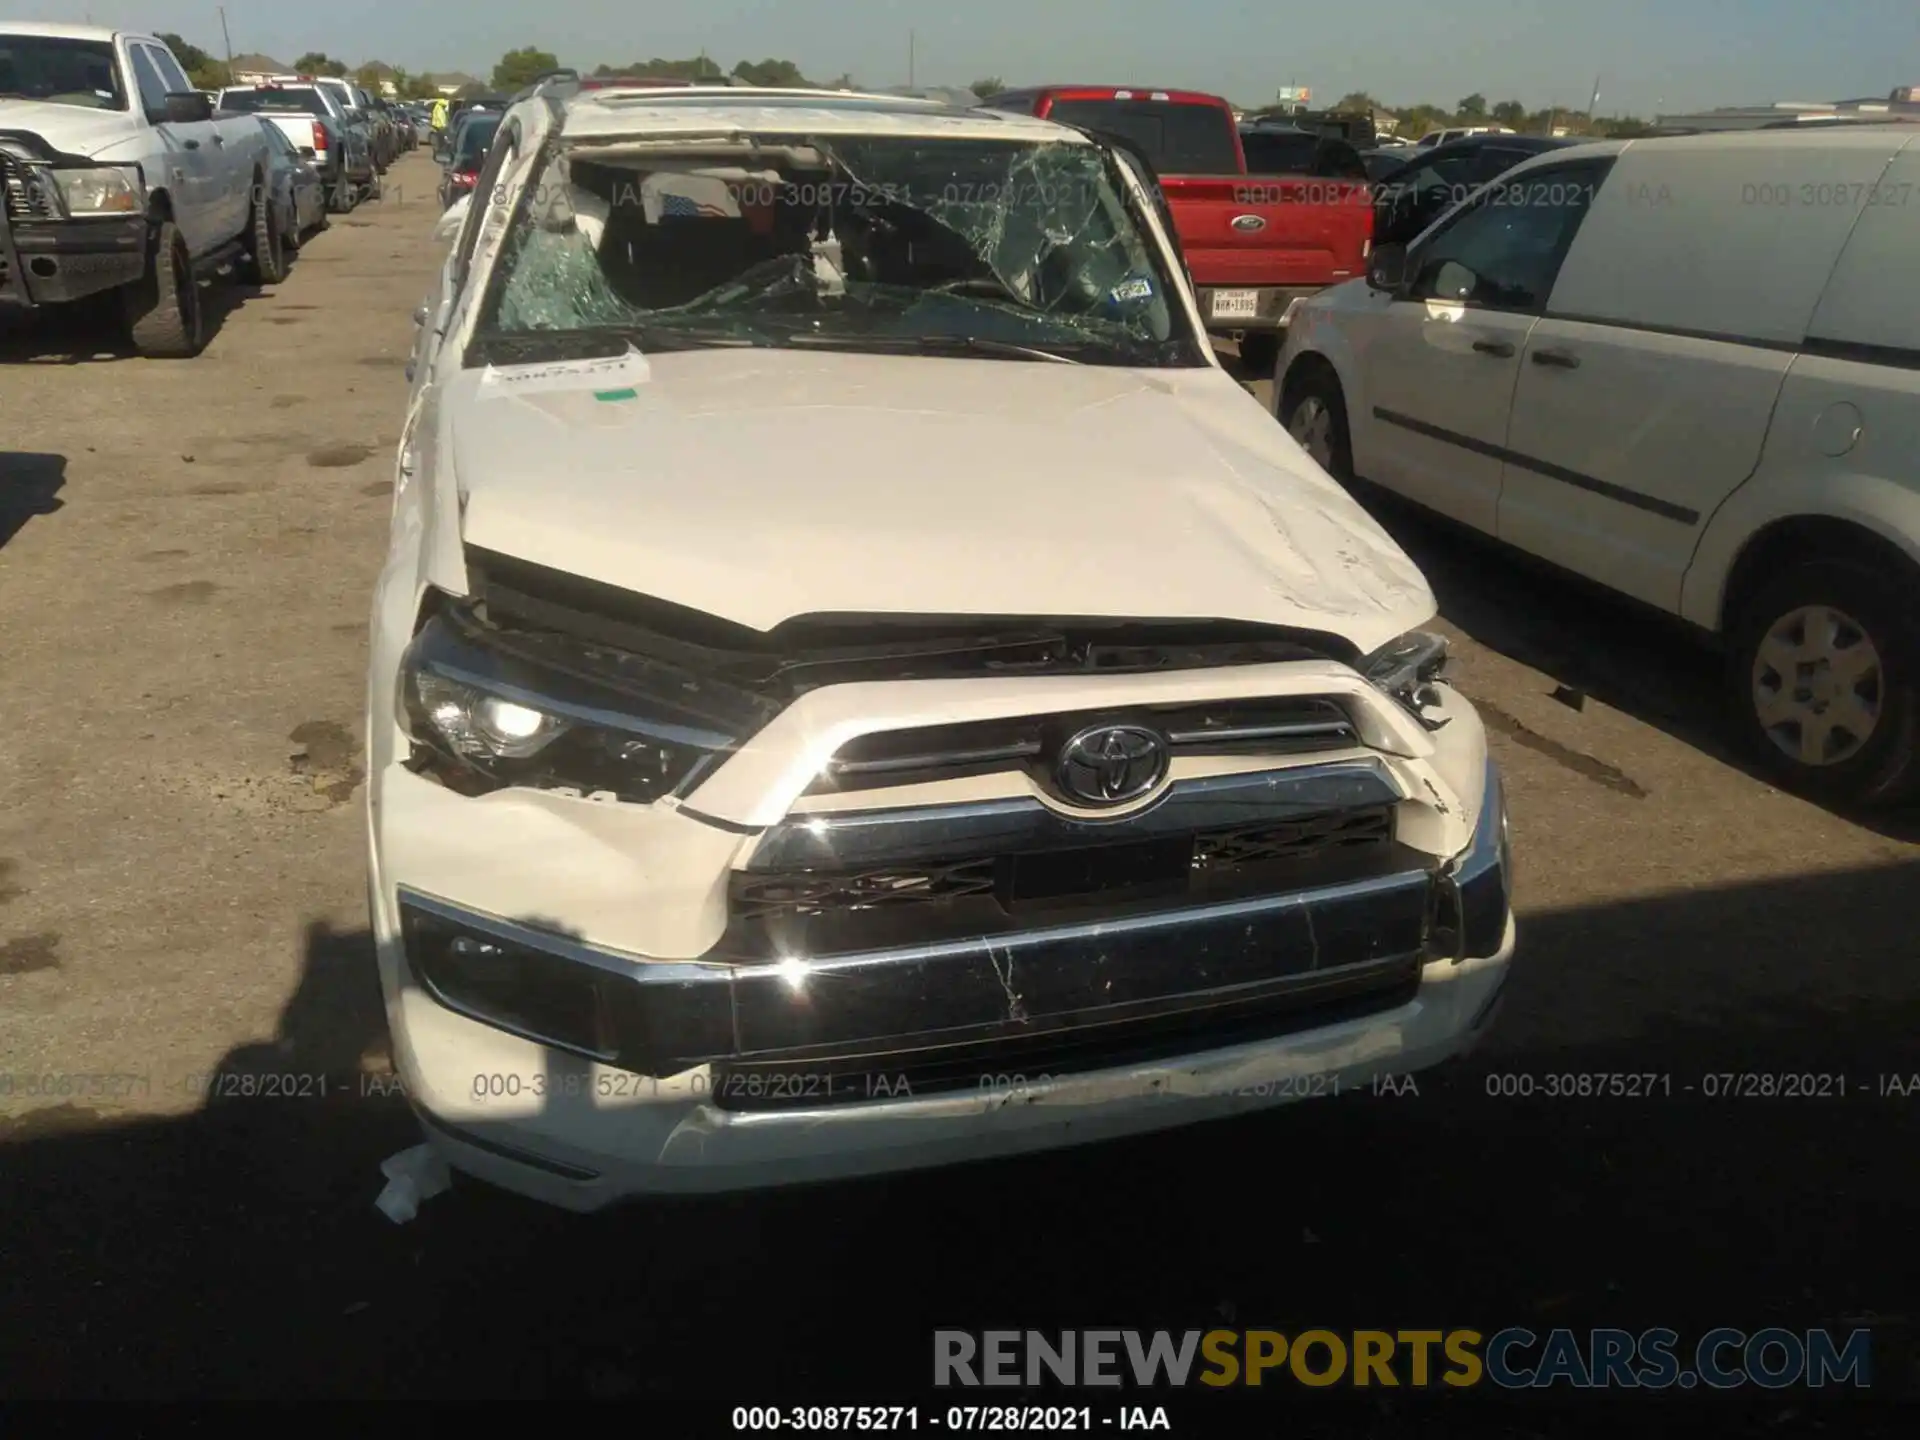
[1211,290,1260,320]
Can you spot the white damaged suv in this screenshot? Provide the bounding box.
[370,85,1515,1211]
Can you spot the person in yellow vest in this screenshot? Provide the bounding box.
[429,96,451,160]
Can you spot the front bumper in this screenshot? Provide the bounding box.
[369,690,1514,1210]
[0,212,146,308]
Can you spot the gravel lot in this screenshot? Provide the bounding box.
[2,153,1917,1420]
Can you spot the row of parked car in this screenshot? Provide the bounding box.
[0,23,409,355]
[214,74,423,214]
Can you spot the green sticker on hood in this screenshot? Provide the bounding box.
[593,387,638,402]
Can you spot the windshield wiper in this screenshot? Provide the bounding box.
[784,331,1084,364]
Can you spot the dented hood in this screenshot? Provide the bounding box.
[446,349,1434,654]
[0,102,142,160]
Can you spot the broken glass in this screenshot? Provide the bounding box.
[479,135,1199,366]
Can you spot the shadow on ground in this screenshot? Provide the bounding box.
[1359,480,1917,845]
[0,273,274,363]
[3,861,1918,1425]
[0,451,65,550]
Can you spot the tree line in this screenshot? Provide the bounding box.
[1327,90,1662,139]
[156,41,1662,137]
[159,34,451,99]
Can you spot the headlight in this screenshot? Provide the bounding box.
[1359,628,1451,729]
[397,605,764,803]
[50,165,143,216]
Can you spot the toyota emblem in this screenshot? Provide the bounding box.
[1055,724,1170,806]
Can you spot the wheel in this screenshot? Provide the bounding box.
[243,182,289,285]
[121,220,204,358]
[1728,558,1919,808]
[1279,365,1354,480]
[326,169,354,214]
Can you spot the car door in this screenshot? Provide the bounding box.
[128,43,215,251]
[150,43,247,237]
[1358,159,1608,533]
[1498,145,1892,611]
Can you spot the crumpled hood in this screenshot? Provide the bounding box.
[447,349,1434,654]
[0,102,141,160]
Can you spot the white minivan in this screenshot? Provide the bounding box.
[1274,128,1920,807]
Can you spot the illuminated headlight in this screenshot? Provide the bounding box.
[1359,629,1451,729]
[50,165,143,216]
[397,607,750,803]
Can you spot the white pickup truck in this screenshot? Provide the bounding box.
[0,22,280,356]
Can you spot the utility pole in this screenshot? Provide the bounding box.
[908,30,915,88]
[1588,73,1602,119]
[218,6,234,71]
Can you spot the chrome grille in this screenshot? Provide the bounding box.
[810,697,1359,795]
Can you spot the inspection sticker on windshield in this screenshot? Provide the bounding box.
[479,348,651,399]
[1110,277,1154,303]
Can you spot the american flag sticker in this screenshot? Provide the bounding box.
[657,192,733,219]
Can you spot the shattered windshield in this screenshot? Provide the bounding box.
[469,134,1204,368]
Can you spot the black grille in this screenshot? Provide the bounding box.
[731,858,999,921]
[1194,807,1393,870]
[811,697,1359,795]
[0,153,56,220]
[730,804,1396,927]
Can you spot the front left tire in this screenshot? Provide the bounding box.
[122,219,205,358]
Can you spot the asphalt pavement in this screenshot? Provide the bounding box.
[2,153,1916,1425]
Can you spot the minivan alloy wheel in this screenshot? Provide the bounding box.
[1750,603,1883,766]
[1288,395,1336,469]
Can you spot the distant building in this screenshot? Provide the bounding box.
[426,71,482,96]
[358,61,399,98]
[229,53,284,85]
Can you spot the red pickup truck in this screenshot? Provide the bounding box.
[983,86,1372,368]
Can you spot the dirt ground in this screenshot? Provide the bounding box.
[2,152,1917,1423]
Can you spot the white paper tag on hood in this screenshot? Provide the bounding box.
[478,346,651,398]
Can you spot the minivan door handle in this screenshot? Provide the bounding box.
[1472,338,1515,358]
[1532,349,1580,369]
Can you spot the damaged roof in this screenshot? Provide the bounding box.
[557,87,1090,144]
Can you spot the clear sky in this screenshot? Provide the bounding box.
[17,0,1919,116]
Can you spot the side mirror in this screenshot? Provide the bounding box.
[1368,242,1408,293]
[163,91,214,124]
[435,194,470,242]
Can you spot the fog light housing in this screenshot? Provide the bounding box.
[402,902,611,1060]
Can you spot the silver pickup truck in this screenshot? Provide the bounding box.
[0,22,279,356]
